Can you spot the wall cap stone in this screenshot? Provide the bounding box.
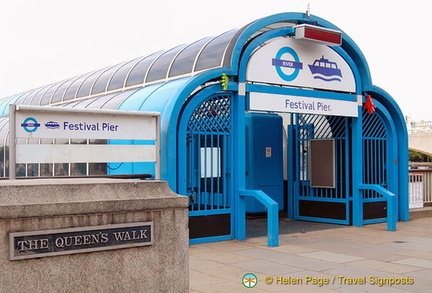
[0,179,187,219]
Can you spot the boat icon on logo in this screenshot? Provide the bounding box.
[308,56,342,82]
[45,121,60,129]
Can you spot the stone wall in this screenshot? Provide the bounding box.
[0,179,189,293]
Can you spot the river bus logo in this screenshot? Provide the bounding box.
[308,55,342,82]
[242,273,258,288]
[272,47,303,82]
[45,121,60,129]
[21,117,40,132]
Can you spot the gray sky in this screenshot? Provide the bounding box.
[0,0,429,120]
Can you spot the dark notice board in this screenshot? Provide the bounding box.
[310,139,335,188]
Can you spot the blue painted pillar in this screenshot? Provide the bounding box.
[352,104,364,227]
[234,84,247,241]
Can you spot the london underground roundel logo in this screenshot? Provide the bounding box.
[21,117,40,132]
[272,47,303,82]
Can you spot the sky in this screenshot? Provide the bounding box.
[0,0,430,120]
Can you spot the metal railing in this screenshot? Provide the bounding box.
[409,169,432,208]
[358,184,397,231]
[238,189,279,247]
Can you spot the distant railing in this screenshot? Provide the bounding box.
[409,169,432,208]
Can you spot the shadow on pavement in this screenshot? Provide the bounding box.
[246,216,342,238]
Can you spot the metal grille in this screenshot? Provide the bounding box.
[362,109,388,199]
[296,114,350,200]
[186,96,231,212]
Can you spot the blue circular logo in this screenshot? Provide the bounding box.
[21,117,40,132]
[274,47,301,82]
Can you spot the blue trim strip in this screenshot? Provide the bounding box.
[189,209,233,216]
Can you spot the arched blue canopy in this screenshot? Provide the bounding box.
[0,13,407,224]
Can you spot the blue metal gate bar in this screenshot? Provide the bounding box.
[291,113,351,224]
[361,108,389,224]
[186,96,232,215]
[288,114,351,224]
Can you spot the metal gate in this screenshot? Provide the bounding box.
[361,108,389,222]
[180,94,233,242]
[289,114,351,224]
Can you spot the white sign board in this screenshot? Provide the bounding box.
[249,92,359,117]
[9,105,160,179]
[14,107,156,140]
[246,37,356,93]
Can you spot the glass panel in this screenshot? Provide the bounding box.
[51,78,79,104]
[39,83,62,105]
[71,138,86,144]
[0,94,18,113]
[195,30,237,71]
[63,71,95,101]
[89,163,107,175]
[71,163,86,176]
[30,86,51,105]
[168,37,212,78]
[40,163,53,176]
[55,163,69,176]
[82,94,115,109]
[13,92,31,106]
[21,88,44,105]
[108,57,143,91]
[91,63,123,95]
[125,51,163,88]
[146,45,186,83]
[15,164,26,177]
[100,90,135,110]
[26,163,39,177]
[76,68,107,98]
[61,99,88,108]
[89,138,108,175]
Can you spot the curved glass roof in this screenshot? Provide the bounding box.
[0,28,241,113]
[0,13,306,117]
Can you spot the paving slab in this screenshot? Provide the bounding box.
[190,217,432,292]
[299,251,365,264]
[393,258,432,269]
[233,259,304,275]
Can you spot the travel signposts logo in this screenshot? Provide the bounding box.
[242,273,258,288]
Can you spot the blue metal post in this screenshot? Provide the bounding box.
[234,86,247,241]
[352,105,364,227]
[239,189,279,247]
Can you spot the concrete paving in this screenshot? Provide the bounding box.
[189,216,432,292]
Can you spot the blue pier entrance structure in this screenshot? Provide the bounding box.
[0,13,408,246]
